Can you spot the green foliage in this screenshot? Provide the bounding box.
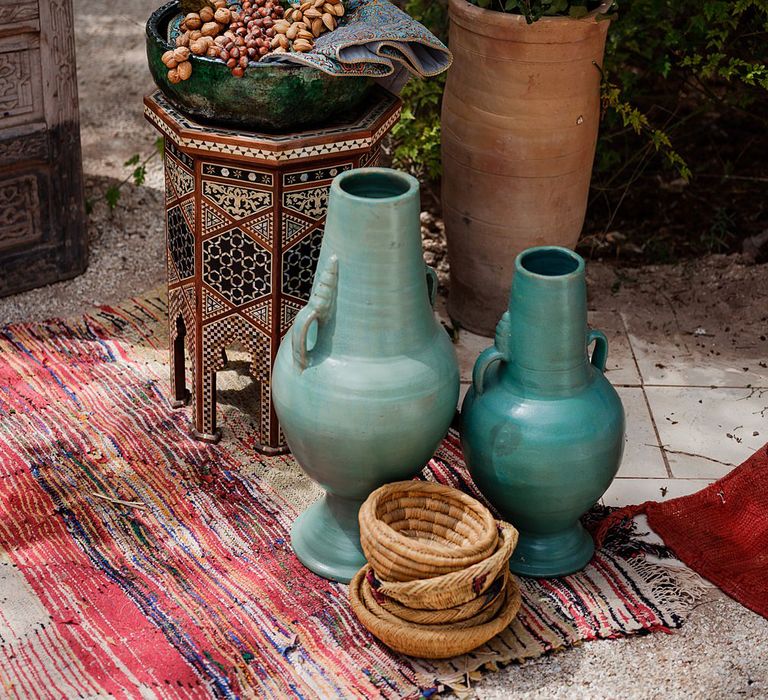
[104,137,165,210]
[390,0,448,179]
[470,0,607,22]
[393,0,768,196]
[391,74,445,180]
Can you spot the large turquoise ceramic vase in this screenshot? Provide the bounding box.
[272,168,460,584]
[461,246,624,578]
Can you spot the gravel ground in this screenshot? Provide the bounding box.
[1,1,767,697]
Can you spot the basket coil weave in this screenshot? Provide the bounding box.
[350,480,522,659]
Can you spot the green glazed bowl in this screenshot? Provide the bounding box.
[146,1,374,131]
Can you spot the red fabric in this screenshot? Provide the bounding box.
[597,443,768,619]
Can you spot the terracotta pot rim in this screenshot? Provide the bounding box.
[448,0,611,38]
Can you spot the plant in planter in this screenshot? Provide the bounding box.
[441,0,614,335]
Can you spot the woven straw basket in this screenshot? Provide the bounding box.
[371,522,518,610]
[350,480,522,658]
[349,566,522,659]
[359,481,499,582]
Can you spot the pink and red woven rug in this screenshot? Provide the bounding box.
[0,296,703,698]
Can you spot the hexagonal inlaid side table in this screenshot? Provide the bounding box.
[144,88,401,452]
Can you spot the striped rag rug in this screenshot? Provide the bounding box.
[0,294,705,699]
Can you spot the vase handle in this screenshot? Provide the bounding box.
[425,264,438,308]
[472,346,505,396]
[587,329,609,372]
[292,255,338,372]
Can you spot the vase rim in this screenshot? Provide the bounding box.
[515,246,585,281]
[332,167,419,204]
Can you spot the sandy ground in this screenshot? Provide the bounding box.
[0,0,767,697]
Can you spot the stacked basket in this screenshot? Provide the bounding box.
[349,481,522,659]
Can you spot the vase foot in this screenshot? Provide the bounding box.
[509,522,594,578]
[291,494,366,584]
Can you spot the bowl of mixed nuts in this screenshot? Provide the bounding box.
[146,0,373,131]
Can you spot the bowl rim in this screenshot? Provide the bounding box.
[147,0,300,72]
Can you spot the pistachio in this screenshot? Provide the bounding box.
[293,38,313,52]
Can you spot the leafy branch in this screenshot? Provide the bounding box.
[105,137,165,210]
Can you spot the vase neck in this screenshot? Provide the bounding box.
[314,169,436,358]
[499,247,590,388]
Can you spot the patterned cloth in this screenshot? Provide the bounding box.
[171,0,452,82]
[0,294,703,699]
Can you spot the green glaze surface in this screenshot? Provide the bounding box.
[146,2,373,131]
[272,168,460,583]
[460,247,625,578]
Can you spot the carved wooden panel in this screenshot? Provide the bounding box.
[0,34,43,128]
[0,173,41,252]
[0,0,87,297]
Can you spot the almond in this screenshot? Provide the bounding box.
[321,12,335,30]
[304,7,321,18]
[311,17,323,35]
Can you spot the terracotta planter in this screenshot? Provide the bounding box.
[441,0,610,335]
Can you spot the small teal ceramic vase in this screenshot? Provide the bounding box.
[460,246,625,578]
[272,168,460,584]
